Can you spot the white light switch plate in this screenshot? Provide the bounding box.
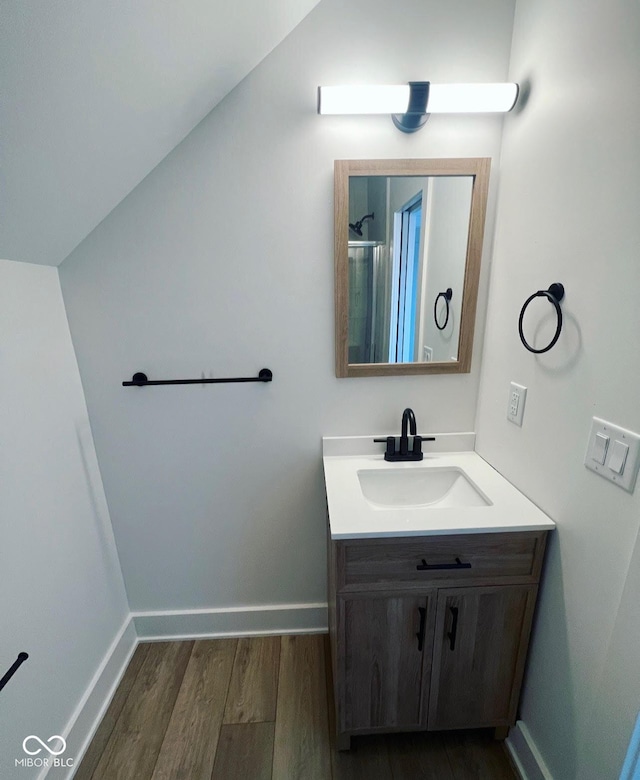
[584,417,640,493]
[507,382,527,426]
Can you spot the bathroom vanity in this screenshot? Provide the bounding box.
[323,434,555,750]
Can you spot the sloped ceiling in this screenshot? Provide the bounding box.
[0,0,321,266]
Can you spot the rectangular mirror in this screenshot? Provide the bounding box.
[335,158,490,377]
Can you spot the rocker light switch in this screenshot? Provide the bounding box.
[591,432,609,464]
[585,417,640,492]
[609,440,629,475]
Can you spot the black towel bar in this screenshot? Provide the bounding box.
[0,652,28,694]
[123,368,273,387]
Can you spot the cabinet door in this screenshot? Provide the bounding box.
[428,585,536,731]
[339,592,436,732]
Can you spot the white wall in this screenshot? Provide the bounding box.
[0,0,322,266]
[59,0,515,616]
[0,260,130,777]
[476,0,640,776]
[581,525,640,779]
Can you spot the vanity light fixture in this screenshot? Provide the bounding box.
[317,81,519,133]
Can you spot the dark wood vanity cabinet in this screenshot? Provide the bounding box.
[327,529,548,750]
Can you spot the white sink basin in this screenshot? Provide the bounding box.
[357,466,490,508]
[322,434,557,539]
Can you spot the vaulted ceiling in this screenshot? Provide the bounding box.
[0,0,321,266]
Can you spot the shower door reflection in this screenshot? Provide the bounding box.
[347,241,391,363]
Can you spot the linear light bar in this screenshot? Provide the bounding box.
[317,82,519,132]
[318,85,411,115]
[428,83,518,113]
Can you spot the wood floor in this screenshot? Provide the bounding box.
[75,634,518,780]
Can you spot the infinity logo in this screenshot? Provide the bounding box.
[22,736,67,756]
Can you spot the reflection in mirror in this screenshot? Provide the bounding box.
[347,175,473,365]
[335,159,490,377]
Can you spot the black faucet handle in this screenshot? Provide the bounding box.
[413,434,435,456]
[373,436,397,457]
[412,435,422,458]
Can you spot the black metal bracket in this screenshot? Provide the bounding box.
[0,652,28,694]
[434,288,453,330]
[392,81,430,133]
[518,283,565,354]
[123,368,273,387]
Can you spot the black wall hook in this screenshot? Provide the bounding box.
[434,288,453,330]
[518,283,565,353]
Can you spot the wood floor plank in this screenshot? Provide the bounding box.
[211,722,274,780]
[91,641,193,780]
[387,731,455,780]
[74,643,151,780]
[223,636,280,724]
[272,634,332,780]
[443,729,517,780]
[332,735,393,780]
[150,638,237,780]
[80,635,523,780]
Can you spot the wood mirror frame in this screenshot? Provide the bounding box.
[335,157,490,378]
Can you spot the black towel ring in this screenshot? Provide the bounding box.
[518,283,565,354]
[434,288,453,331]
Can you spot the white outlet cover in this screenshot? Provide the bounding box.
[507,382,527,426]
[584,417,640,493]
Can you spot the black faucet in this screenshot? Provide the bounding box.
[400,408,417,456]
[374,408,435,462]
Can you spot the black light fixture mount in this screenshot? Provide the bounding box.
[392,81,430,133]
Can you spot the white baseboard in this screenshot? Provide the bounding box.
[506,721,554,780]
[132,602,329,641]
[36,604,326,779]
[39,617,138,780]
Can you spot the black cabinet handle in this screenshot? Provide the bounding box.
[448,607,459,651]
[416,557,472,571]
[416,607,427,651]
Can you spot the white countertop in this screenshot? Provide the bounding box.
[323,435,556,540]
